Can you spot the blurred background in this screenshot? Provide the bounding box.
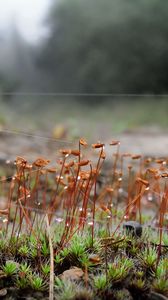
[0,0,168,153]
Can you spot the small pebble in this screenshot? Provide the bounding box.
[60,267,84,281]
[0,288,7,297]
[123,221,142,237]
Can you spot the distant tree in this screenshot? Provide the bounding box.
[0,73,18,101]
[37,0,168,98]
[0,25,43,97]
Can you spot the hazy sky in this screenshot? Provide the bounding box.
[0,0,51,42]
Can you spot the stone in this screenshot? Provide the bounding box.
[0,288,7,297]
[123,221,142,237]
[60,267,84,281]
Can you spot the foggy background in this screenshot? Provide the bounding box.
[0,0,168,142]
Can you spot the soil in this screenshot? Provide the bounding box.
[0,128,168,164]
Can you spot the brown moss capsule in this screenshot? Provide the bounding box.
[15,156,27,165]
[122,153,131,157]
[33,158,50,167]
[71,150,80,156]
[132,155,142,160]
[110,140,120,146]
[100,204,111,214]
[80,138,87,146]
[77,160,90,167]
[161,172,168,178]
[0,209,9,215]
[59,149,71,155]
[89,254,101,263]
[155,159,165,164]
[147,168,158,174]
[144,158,152,164]
[92,143,104,148]
[106,186,114,193]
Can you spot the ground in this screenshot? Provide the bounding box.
[0,127,168,165]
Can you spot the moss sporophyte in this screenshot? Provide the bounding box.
[0,139,168,299]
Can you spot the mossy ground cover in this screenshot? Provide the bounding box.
[0,138,168,300]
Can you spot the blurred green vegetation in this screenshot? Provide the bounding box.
[1,0,168,98]
[37,0,168,98]
[0,0,168,134]
[1,98,168,137]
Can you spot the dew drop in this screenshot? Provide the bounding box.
[2,218,8,223]
[145,186,150,191]
[164,213,168,220]
[55,217,63,223]
[147,193,153,202]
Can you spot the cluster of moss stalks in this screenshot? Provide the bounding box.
[0,139,168,299]
[0,222,168,300]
